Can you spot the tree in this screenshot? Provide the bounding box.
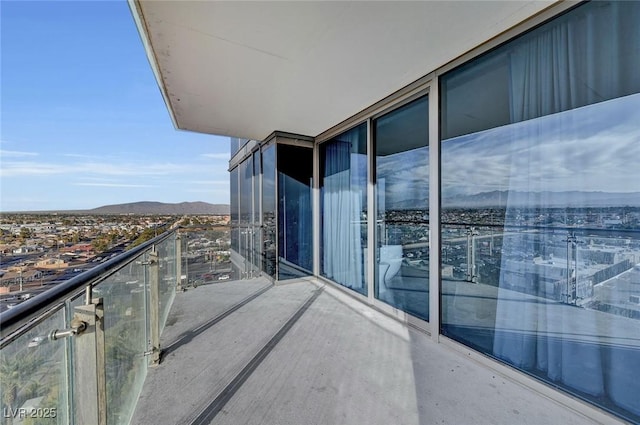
[19,227,32,241]
[92,238,109,253]
[128,227,157,249]
[107,230,119,244]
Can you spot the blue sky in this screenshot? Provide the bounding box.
[1,0,231,212]
[441,93,640,197]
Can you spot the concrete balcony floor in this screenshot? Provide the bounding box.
[132,277,608,425]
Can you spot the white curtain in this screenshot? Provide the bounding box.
[492,117,606,397]
[322,141,365,291]
[494,1,640,415]
[509,1,639,122]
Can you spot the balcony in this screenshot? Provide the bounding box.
[1,228,629,425]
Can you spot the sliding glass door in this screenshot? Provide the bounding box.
[320,123,368,295]
[374,96,429,321]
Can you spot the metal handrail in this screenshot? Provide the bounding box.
[0,229,175,338]
[441,222,640,235]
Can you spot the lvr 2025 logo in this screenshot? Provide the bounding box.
[3,407,57,420]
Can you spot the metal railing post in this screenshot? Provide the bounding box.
[175,234,184,292]
[149,249,161,365]
[73,295,107,425]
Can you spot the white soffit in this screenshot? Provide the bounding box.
[132,1,556,141]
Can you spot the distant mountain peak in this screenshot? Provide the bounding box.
[442,190,640,208]
[89,201,229,215]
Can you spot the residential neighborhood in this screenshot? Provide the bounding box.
[0,213,230,304]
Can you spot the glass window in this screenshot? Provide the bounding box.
[441,2,640,140]
[374,96,429,321]
[230,137,248,158]
[262,145,277,278]
[253,151,261,224]
[277,144,313,280]
[230,167,239,253]
[252,151,262,269]
[320,123,368,295]
[440,2,640,422]
[239,158,253,263]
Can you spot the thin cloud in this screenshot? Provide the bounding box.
[0,160,189,177]
[73,182,155,188]
[80,162,184,176]
[0,161,68,176]
[0,150,39,157]
[200,153,229,160]
[187,188,229,194]
[441,94,640,195]
[77,177,120,183]
[63,153,102,159]
[189,180,228,185]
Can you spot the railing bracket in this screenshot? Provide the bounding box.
[48,316,88,340]
[143,348,159,357]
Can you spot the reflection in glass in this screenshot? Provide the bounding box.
[262,145,277,278]
[237,157,259,277]
[277,144,313,279]
[252,151,262,269]
[230,137,245,158]
[440,2,640,141]
[230,167,239,253]
[374,96,429,321]
[239,158,252,264]
[440,2,640,421]
[320,123,368,295]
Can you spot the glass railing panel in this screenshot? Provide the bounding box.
[0,308,69,425]
[97,252,149,425]
[181,228,234,286]
[1,230,180,425]
[67,293,85,424]
[156,234,177,332]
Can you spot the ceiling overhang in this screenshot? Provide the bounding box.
[129,1,556,141]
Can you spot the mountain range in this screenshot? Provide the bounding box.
[385,191,640,209]
[442,191,640,208]
[88,201,229,215]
